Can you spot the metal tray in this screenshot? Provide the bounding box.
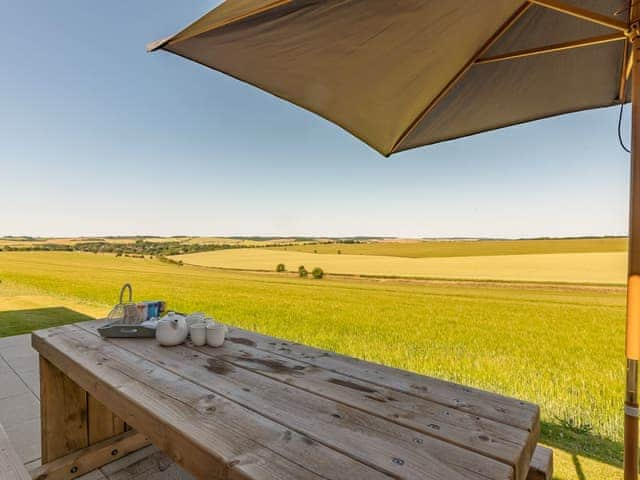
[98,322,156,339]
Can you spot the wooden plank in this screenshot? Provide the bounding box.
[29,430,149,480]
[86,321,533,475]
[228,448,328,480]
[0,423,30,480]
[32,326,392,480]
[526,446,553,480]
[39,356,88,463]
[193,337,536,477]
[86,331,516,480]
[220,327,540,432]
[80,319,536,478]
[87,395,125,445]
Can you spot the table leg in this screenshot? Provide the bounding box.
[88,396,126,445]
[37,355,149,478]
[40,356,89,463]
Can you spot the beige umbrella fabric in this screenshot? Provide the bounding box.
[149,0,628,156]
[149,1,639,478]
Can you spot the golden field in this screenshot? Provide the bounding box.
[174,249,627,285]
[271,237,627,258]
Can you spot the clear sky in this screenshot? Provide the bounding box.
[0,1,632,238]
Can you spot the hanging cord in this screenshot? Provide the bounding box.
[614,1,640,16]
[619,102,632,154]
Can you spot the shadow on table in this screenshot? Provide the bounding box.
[0,307,94,338]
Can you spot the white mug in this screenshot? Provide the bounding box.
[206,323,226,347]
[190,322,207,347]
[185,312,206,328]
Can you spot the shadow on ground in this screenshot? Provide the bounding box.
[0,307,94,337]
[542,420,622,471]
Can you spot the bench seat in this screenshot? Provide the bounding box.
[527,445,553,480]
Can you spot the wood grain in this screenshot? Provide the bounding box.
[84,331,515,480]
[76,319,542,480]
[192,337,535,477]
[526,446,553,480]
[39,356,88,463]
[88,395,126,445]
[224,328,540,432]
[29,430,149,480]
[33,325,392,480]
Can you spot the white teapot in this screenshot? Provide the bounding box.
[155,312,188,346]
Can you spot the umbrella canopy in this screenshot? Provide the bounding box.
[149,0,629,156]
[150,1,640,478]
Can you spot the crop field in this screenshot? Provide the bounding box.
[270,237,628,258]
[174,248,627,285]
[183,236,313,246]
[0,250,628,478]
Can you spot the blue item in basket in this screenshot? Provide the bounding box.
[146,301,160,319]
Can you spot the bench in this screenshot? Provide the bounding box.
[0,423,30,480]
[527,445,553,480]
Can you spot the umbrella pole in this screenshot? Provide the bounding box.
[626,27,640,480]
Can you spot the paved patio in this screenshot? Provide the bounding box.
[0,334,193,479]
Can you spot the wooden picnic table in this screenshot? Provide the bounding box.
[31,319,543,480]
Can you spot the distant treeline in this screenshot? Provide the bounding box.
[0,240,242,256]
[0,237,374,256]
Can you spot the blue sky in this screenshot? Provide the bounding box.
[0,1,632,238]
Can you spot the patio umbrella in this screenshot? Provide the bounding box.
[149,1,640,477]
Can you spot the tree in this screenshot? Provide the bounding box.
[312,267,324,279]
[298,265,308,277]
[276,263,286,272]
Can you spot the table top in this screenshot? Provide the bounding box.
[32,320,539,480]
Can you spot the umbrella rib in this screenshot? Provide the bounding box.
[147,0,295,52]
[530,0,628,32]
[388,2,531,155]
[619,40,632,102]
[619,1,638,102]
[476,32,625,65]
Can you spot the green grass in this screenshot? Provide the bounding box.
[0,282,105,336]
[0,251,629,479]
[271,237,628,258]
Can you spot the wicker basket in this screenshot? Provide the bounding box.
[107,283,138,325]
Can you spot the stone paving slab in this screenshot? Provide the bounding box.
[0,391,39,427]
[5,417,40,464]
[0,333,41,464]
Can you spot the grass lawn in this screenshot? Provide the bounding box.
[269,237,628,258]
[0,251,629,479]
[0,283,107,336]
